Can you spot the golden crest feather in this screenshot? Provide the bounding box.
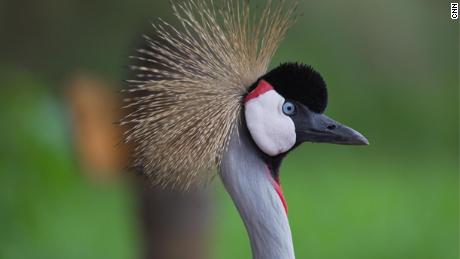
[122,0,298,189]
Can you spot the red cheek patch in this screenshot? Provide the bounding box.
[244,80,274,103]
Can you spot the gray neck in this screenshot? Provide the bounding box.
[219,124,295,259]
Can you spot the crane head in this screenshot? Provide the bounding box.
[244,62,369,157]
[123,0,367,189]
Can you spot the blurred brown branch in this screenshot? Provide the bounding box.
[65,74,131,180]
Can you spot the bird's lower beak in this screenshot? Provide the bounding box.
[296,114,369,145]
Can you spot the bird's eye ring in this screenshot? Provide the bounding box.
[282,101,296,116]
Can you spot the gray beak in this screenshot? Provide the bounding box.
[296,113,369,145]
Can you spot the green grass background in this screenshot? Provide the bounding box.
[0,0,458,258]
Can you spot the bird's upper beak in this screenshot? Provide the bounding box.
[295,113,369,145]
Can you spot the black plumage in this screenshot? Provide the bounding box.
[259,62,328,113]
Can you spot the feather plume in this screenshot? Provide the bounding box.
[122,0,298,189]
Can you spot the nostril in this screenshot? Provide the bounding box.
[327,124,336,130]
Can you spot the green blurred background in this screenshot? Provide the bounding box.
[0,0,458,258]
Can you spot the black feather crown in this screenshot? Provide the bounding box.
[258,62,328,113]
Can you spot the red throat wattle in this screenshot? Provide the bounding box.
[265,165,288,214]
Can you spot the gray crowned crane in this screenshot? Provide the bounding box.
[122,1,369,258]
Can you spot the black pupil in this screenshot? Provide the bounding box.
[284,102,294,115]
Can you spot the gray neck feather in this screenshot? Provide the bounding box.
[220,124,295,259]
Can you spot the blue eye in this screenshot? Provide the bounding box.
[282,101,296,116]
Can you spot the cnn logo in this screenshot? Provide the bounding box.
[452,3,459,19]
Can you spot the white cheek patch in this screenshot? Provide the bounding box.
[245,90,296,156]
